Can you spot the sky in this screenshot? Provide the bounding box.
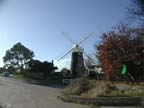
[0,0,131,71]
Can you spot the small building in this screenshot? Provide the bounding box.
[86,65,104,80]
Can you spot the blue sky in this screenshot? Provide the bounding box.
[0,0,131,71]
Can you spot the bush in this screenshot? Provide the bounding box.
[61,77,95,96]
[81,81,144,98]
[96,25,144,82]
[97,83,144,97]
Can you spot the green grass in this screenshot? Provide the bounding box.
[12,74,24,80]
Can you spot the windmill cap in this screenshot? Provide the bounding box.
[72,44,83,52]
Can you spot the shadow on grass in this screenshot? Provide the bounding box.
[12,74,66,89]
[25,79,65,89]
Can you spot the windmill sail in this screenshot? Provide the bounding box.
[57,49,72,61]
[58,32,94,79]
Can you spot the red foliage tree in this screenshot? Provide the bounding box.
[96,25,144,81]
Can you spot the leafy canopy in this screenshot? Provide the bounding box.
[3,42,34,73]
[28,59,57,79]
[96,25,144,81]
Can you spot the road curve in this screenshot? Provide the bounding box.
[0,76,89,108]
[0,77,141,108]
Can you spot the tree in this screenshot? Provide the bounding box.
[28,59,57,80]
[85,52,97,67]
[3,42,34,74]
[41,61,58,79]
[61,67,72,78]
[128,0,144,24]
[96,25,144,81]
[7,66,16,74]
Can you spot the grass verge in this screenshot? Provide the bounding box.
[12,74,24,80]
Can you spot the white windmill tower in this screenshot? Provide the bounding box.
[58,32,94,79]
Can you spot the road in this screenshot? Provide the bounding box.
[0,76,89,108]
[0,77,141,108]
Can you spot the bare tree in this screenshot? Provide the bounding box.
[85,52,97,67]
[128,0,144,24]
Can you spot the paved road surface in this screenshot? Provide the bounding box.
[0,76,90,108]
[0,77,141,108]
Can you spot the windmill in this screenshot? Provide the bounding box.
[58,32,94,79]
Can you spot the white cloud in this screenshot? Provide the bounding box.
[54,58,71,72]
